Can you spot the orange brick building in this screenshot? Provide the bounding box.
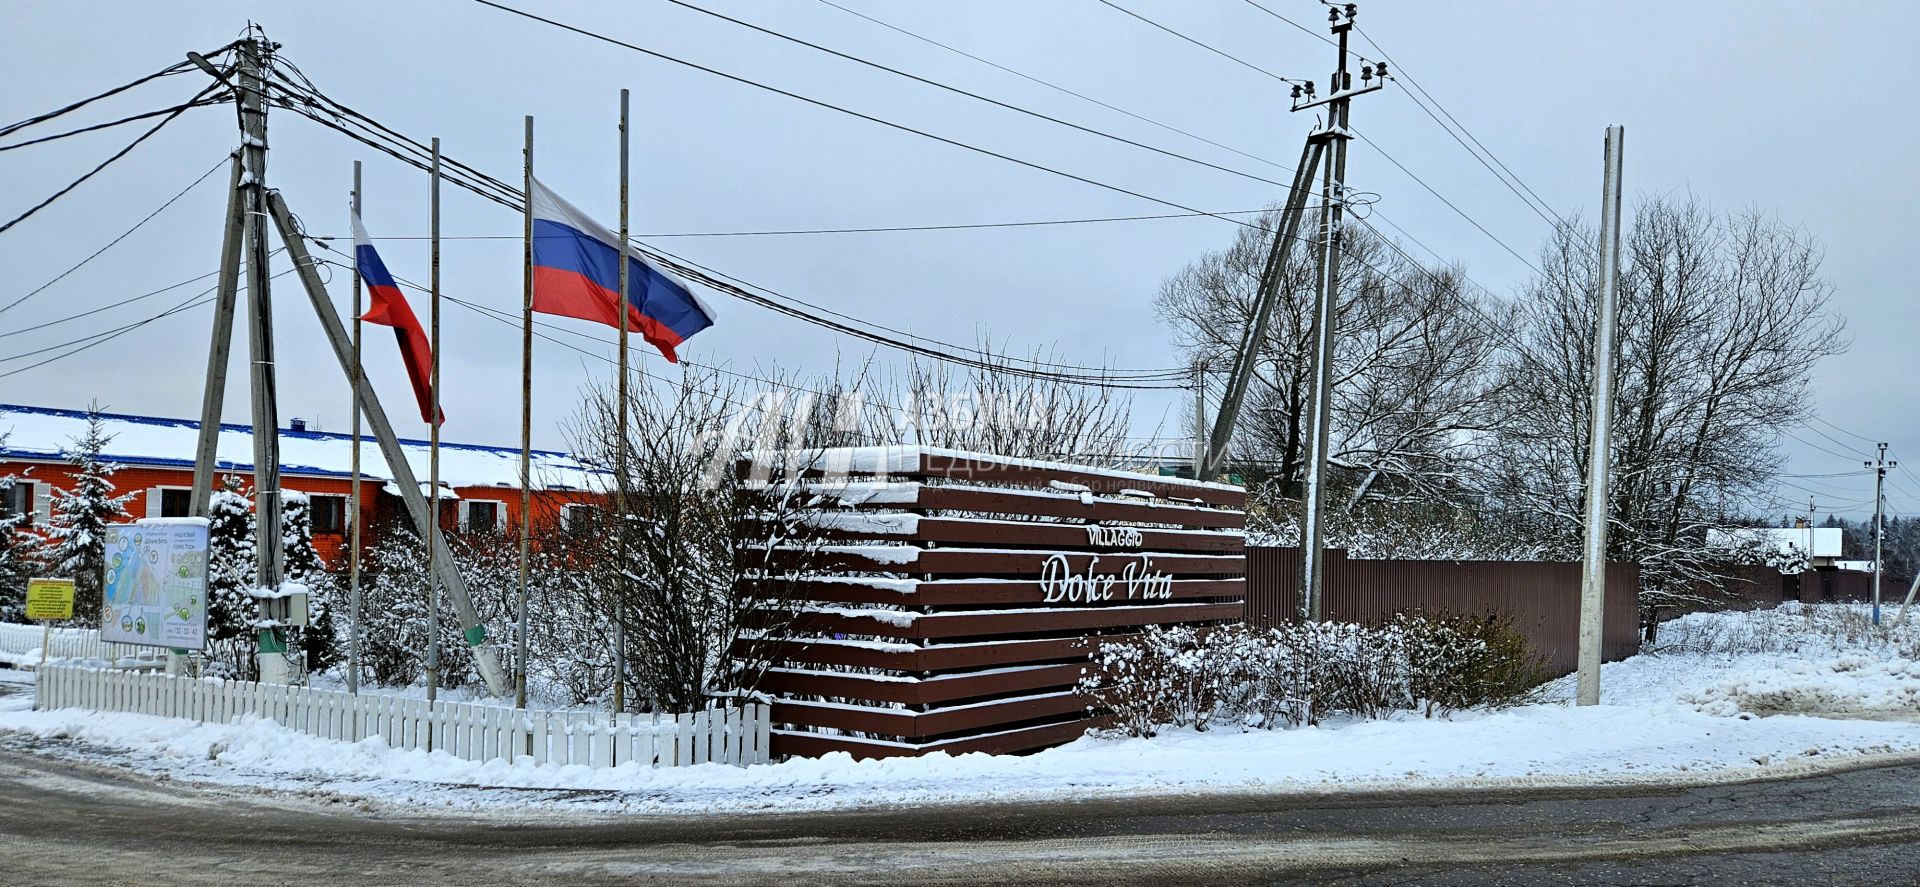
[0,403,604,567]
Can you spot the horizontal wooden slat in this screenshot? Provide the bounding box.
[914,485,1243,529]
[807,515,1246,553]
[772,691,1086,739]
[759,663,1087,705]
[918,453,1244,507]
[754,577,1246,606]
[804,548,1245,577]
[742,634,1122,671]
[789,601,1244,639]
[771,717,1099,761]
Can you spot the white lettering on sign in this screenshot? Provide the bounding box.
[1040,553,1173,604]
[1085,524,1144,548]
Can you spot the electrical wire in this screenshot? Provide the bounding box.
[812,0,1297,178]
[0,48,229,138]
[0,81,227,237]
[317,207,1269,241]
[1094,0,1306,86]
[1,156,231,316]
[0,97,233,153]
[661,0,1313,200]
[265,69,1211,384]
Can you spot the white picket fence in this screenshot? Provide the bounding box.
[35,664,771,768]
[0,622,160,668]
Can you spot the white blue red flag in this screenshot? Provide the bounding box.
[352,212,441,425]
[529,177,715,362]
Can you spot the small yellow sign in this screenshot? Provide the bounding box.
[25,578,75,622]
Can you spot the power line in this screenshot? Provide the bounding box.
[1352,23,1562,224]
[462,0,1280,241]
[264,67,1218,384]
[1349,128,1544,274]
[659,0,1311,198]
[0,97,232,153]
[0,50,224,138]
[0,81,226,237]
[812,0,1296,177]
[1094,0,1306,86]
[1,156,231,316]
[316,207,1269,241]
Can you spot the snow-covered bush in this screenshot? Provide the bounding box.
[1080,614,1548,737]
[280,491,339,675]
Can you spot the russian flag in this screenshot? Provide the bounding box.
[352,212,441,426]
[530,177,715,362]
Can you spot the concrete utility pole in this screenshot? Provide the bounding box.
[516,115,534,712]
[1869,443,1895,625]
[1295,4,1384,623]
[1191,359,1207,479]
[1576,125,1626,707]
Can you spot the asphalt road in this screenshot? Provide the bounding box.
[5,730,1920,887]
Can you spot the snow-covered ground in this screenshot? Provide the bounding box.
[4,603,1920,816]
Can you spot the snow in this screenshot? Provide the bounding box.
[5,603,1920,816]
[0,403,597,490]
[747,445,1244,494]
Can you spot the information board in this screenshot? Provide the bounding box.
[25,578,74,621]
[101,518,209,650]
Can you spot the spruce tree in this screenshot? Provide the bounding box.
[45,406,135,626]
[205,475,258,678]
[280,492,339,674]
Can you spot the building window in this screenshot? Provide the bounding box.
[159,488,193,518]
[463,501,500,534]
[562,503,598,537]
[0,482,33,525]
[309,495,347,534]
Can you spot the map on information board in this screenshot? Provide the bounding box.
[101,519,209,650]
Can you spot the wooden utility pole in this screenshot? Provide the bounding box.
[1576,125,1626,706]
[188,153,245,518]
[232,35,293,683]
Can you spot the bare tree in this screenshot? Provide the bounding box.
[568,367,829,714]
[1488,197,1846,626]
[1155,206,1505,505]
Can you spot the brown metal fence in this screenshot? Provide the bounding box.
[1245,548,1640,675]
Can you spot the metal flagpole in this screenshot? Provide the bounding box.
[612,88,632,717]
[348,160,364,695]
[1576,125,1626,706]
[426,137,443,718]
[516,115,533,711]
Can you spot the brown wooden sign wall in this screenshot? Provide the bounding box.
[744,448,1246,760]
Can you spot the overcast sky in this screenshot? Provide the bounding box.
[3,1,1916,519]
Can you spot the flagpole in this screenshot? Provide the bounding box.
[348,160,363,696]
[426,136,443,720]
[516,116,533,712]
[612,88,631,718]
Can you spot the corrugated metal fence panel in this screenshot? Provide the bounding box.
[1246,548,1640,675]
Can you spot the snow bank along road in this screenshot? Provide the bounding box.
[4,738,1920,886]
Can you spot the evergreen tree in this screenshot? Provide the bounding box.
[205,476,258,678]
[280,491,340,674]
[44,406,136,627]
[0,468,33,623]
